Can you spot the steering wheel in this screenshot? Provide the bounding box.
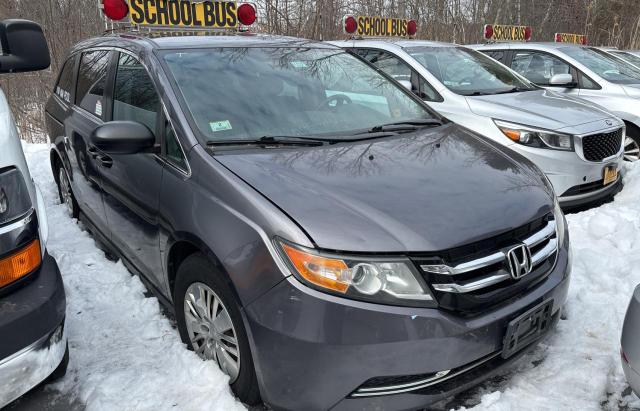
[320,93,352,109]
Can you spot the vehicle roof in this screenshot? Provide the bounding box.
[70,31,337,54]
[330,38,457,48]
[471,42,588,50]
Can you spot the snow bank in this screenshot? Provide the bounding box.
[24,143,244,411]
[24,141,640,411]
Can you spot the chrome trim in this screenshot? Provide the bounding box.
[523,220,555,248]
[356,370,451,394]
[0,210,34,236]
[432,272,511,293]
[351,351,501,397]
[426,217,558,294]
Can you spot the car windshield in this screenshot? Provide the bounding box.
[161,47,436,143]
[561,47,640,84]
[611,51,640,68]
[405,46,536,95]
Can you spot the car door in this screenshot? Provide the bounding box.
[98,51,165,287]
[65,49,112,233]
[508,50,581,97]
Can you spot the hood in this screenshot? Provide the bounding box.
[623,84,640,98]
[215,124,554,253]
[466,89,613,132]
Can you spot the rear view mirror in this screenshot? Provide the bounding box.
[549,73,575,87]
[0,19,50,73]
[90,121,156,155]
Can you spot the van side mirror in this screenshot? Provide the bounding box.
[0,19,50,73]
[90,122,156,155]
[549,73,576,87]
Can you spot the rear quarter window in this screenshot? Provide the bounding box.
[54,57,75,104]
[76,50,111,118]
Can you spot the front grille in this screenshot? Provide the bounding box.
[582,128,623,162]
[414,213,558,314]
[561,179,607,197]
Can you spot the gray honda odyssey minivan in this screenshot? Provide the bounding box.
[47,32,571,410]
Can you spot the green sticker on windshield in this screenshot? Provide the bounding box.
[210,120,232,132]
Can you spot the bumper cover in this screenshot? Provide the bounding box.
[0,252,67,407]
[244,240,571,411]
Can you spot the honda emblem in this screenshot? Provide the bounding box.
[506,244,532,280]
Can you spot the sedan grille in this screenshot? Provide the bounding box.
[582,128,623,162]
[414,213,558,313]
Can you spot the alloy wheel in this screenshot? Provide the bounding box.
[59,168,74,216]
[624,136,640,161]
[184,282,240,382]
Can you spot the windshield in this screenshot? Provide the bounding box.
[161,47,435,143]
[561,47,640,84]
[405,46,536,95]
[611,51,640,68]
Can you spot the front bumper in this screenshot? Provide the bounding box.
[0,252,67,408]
[506,143,624,206]
[244,238,571,411]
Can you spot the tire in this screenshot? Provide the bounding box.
[56,165,79,218]
[624,126,640,162]
[46,343,69,382]
[174,253,261,405]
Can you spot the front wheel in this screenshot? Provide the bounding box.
[624,128,640,162]
[174,254,261,405]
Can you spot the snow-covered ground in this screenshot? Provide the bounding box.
[22,142,640,410]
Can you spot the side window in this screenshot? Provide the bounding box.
[511,51,571,85]
[580,73,600,90]
[357,49,440,102]
[483,50,508,64]
[54,57,75,104]
[113,53,160,133]
[76,50,111,117]
[164,121,188,171]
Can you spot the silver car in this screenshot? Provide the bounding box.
[472,42,640,162]
[598,48,640,70]
[622,285,640,397]
[330,39,624,208]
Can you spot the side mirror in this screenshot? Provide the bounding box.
[549,73,576,87]
[0,19,50,73]
[90,121,156,155]
[397,80,412,91]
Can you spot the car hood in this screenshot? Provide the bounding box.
[622,84,640,98]
[466,89,613,132]
[215,124,554,253]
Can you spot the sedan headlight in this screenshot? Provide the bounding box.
[277,240,435,307]
[494,120,573,151]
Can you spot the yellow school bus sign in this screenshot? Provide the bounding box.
[128,0,239,28]
[484,24,532,42]
[555,33,588,45]
[343,15,417,37]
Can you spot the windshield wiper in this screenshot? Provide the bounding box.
[361,119,443,134]
[494,87,535,94]
[207,135,339,147]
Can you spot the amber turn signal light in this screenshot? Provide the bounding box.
[281,244,350,293]
[0,239,41,288]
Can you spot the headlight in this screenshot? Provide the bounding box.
[553,198,566,244]
[494,120,573,151]
[0,167,32,226]
[277,240,435,307]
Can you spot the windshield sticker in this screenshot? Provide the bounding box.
[95,101,103,117]
[290,61,308,68]
[210,120,232,132]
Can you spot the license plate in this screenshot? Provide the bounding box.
[502,299,553,359]
[603,165,619,186]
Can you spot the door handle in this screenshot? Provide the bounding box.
[97,155,113,168]
[87,146,100,160]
